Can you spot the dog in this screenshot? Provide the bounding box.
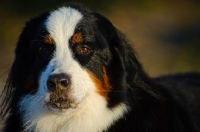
[1,3,200,132]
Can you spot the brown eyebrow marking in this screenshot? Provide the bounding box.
[71,32,83,44]
[44,35,54,44]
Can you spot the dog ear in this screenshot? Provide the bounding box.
[94,13,163,100]
[107,24,161,95]
[112,29,147,84]
[94,12,146,85]
[0,13,49,121]
[116,33,152,89]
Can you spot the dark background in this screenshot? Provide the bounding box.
[0,0,200,90]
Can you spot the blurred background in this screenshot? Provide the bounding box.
[0,0,200,90]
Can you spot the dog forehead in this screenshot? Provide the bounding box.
[45,6,83,46]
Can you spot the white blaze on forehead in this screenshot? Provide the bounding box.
[44,6,83,74]
[46,7,82,45]
[45,7,82,61]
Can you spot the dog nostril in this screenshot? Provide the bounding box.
[47,80,56,91]
[59,79,70,87]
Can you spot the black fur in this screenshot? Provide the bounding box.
[1,3,200,132]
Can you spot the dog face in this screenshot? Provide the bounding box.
[10,5,133,131]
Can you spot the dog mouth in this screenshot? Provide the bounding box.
[45,99,77,109]
[45,86,78,109]
[45,93,78,109]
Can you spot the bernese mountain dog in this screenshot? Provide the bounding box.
[1,3,200,132]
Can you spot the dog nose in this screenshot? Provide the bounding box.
[47,73,71,91]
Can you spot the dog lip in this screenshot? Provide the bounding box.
[45,99,77,109]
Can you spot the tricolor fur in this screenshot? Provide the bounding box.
[1,3,200,132]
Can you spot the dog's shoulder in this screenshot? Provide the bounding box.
[153,72,200,100]
[153,72,200,127]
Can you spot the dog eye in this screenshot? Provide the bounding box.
[40,46,49,54]
[79,46,91,54]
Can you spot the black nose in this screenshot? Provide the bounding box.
[47,73,71,91]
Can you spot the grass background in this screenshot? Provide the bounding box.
[0,0,200,90]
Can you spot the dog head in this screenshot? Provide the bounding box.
[1,4,146,131]
[13,4,139,109]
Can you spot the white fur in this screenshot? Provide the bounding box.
[20,92,127,132]
[19,6,128,132]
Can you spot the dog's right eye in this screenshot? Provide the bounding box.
[39,45,54,56]
[40,46,49,54]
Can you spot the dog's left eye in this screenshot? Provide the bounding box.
[80,46,91,54]
[76,45,92,55]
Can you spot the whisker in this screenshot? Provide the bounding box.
[29,96,42,112]
[19,89,38,114]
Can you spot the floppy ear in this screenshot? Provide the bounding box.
[110,29,144,85]
[110,25,165,100]
[94,13,164,100]
[0,12,49,120]
[94,12,146,85]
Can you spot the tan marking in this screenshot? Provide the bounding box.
[71,33,83,44]
[44,35,54,44]
[88,66,111,101]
